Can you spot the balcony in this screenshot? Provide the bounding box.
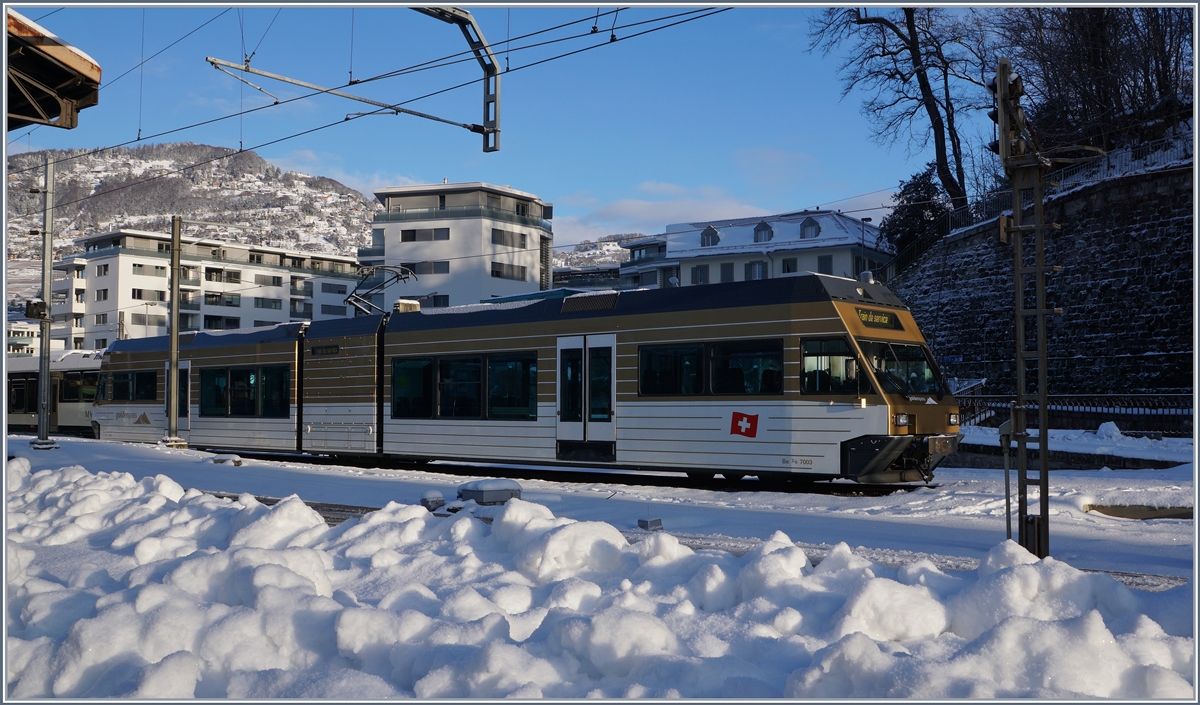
[179,298,200,311]
[290,286,313,298]
[289,303,313,320]
[374,204,551,233]
[357,246,384,259]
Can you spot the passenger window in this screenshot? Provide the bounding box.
[228,369,257,416]
[639,345,703,395]
[81,372,99,402]
[488,353,537,420]
[60,372,82,402]
[710,341,783,394]
[112,372,133,401]
[133,371,157,401]
[95,374,107,403]
[439,356,482,418]
[200,369,228,416]
[392,358,434,419]
[802,338,872,395]
[259,366,289,418]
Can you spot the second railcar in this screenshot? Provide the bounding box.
[7,350,104,436]
[93,275,961,482]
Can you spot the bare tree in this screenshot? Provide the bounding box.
[996,7,1193,148]
[810,8,994,209]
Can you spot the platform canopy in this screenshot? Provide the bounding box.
[7,8,101,131]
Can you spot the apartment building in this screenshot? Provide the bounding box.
[362,182,553,310]
[619,210,891,289]
[50,229,359,349]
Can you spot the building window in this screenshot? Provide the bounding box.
[426,295,450,308]
[402,261,450,275]
[641,269,658,287]
[490,262,526,281]
[690,264,710,285]
[253,320,275,328]
[290,258,304,268]
[818,255,833,275]
[321,305,347,316]
[131,313,166,327]
[132,263,146,275]
[321,283,347,295]
[745,261,767,281]
[203,316,241,330]
[95,313,107,325]
[249,254,263,264]
[491,229,526,248]
[438,195,446,210]
[96,289,108,302]
[94,338,108,350]
[754,221,774,243]
[73,338,85,350]
[782,257,798,274]
[73,268,86,279]
[720,262,734,283]
[632,248,645,261]
[132,289,167,302]
[204,292,241,307]
[400,228,450,242]
[701,226,721,247]
[255,274,283,287]
[95,264,109,277]
[73,314,84,328]
[75,289,85,303]
[800,217,821,239]
[254,297,282,310]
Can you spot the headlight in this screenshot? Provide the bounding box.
[948,413,960,426]
[894,413,910,427]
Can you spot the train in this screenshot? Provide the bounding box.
[89,274,961,483]
[6,349,104,436]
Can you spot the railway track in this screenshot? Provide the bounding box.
[201,448,933,497]
[200,490,1189,593]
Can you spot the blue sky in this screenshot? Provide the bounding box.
[8,5,990,246]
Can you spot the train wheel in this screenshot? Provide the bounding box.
[687,471,715,480]
[722,472,745,481]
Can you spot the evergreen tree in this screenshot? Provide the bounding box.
[878,163,950,254]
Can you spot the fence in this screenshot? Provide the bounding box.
[881,130,1194,281]
[956,394,1194,437]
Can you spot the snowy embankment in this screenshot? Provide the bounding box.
[7,458,1193,699]
[960,421,1195,464]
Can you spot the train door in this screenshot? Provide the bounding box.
[556,334,616,462]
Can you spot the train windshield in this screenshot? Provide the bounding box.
[857,340,945,395]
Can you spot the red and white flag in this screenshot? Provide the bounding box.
[730,412,758,438]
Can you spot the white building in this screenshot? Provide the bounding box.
[619,210,891,289]
[50,229,360,349]
[6,311,64,356]
[364,182,553,309]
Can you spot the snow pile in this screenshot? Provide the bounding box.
[960,423,1195,464]
[6,459,1194,699]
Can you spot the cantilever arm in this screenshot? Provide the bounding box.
[412,7,500,152]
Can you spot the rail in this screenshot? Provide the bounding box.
[956,394,1194,437]
[881,130,1193,281]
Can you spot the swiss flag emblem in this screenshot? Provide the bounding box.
[730,412,759,438]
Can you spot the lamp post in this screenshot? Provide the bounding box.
[31,153,57,450]
[859,217,872,279]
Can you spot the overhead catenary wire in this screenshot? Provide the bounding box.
[10,7,730,201]
[7,6,630,166]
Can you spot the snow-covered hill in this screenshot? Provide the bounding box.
[6,143,377,264]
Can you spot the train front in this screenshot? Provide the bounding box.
[828,278,961,483]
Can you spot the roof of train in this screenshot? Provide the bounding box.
[101,275,905,354]
[384,274,903,334]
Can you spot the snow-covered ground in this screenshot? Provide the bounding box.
[5,428,1195,698]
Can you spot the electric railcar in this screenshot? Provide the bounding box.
[6,349,104,436]
[92,275,961,483]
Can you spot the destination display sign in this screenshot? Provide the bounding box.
[310,345,340,356]
[856,307,904,330]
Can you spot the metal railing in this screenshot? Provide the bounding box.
[956,394,1193,437]
[882,130,1193,281]
[374,204,552,232]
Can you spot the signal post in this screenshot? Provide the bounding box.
[988,58,1057,558]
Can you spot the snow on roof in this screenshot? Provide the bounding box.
[417,299,540,315]
[663,210,887,258]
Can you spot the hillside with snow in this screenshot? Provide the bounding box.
[6,143,377,264]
